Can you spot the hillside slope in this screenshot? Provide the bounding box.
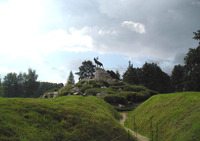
[0,96,135,141]
[125,92,200,141]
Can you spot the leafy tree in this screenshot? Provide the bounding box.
[2,73,19,97]
[23,69,39,97]
[66,71,75,85]
[76,60,95,81]
[193,30,200,42]
[171,65,185,92]
[183,31,200,91]
[123,61,142,85]
[34,82,63,98]
[141,62,172,93]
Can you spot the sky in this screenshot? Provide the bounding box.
[0,0,200,84]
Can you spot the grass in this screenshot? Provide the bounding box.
[125,92,200,141]
[0,96,136,141]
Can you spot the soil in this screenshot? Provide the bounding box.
[120,113,149,141]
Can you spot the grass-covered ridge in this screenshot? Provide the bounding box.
[125,92,200,141]
[0,96,135,141]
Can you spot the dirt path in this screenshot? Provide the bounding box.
[120,113,149,141]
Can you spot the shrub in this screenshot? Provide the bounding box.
[111,81,125,86]
[123,85,146,92]
[109,86,124,91]
[147,89,159,96]
[79,85,92,92]
[57,91,73,97]
[120,91,150,102]
[85,88,104,96]
[59,84,73,92]
[99,79,110,87]
[103,94,127,104]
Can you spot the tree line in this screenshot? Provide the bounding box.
[75,30,200,93]
[0,69,63,98]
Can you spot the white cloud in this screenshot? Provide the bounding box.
[121,21,146,34]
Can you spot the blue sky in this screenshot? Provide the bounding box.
[0,0,200,84]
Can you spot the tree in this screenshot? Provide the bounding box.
[76,60,95,80]
[171,65,185,92]
[66,71,75,85]
[123,61,135,84]
[115,70,121,80]
[141,62,172,93]
[193,30,200,43]
[183,31,200,91]
[23,68,39,97]
[2,73,19,97]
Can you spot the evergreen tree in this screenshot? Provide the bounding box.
[67,71,75,85]
[115,70,121,80]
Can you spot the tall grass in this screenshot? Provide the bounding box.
[125,92,200,141]
[0,96,136,141]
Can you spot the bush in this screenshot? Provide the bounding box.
[123,85,146,92]
[79,85,92,92]
[99,79,110,87]
[147,89,159,96]
[112,82,125,86]
[59,84,73,92]
[57,91,73,97]
[120,91,150,102]
[103,94,127,104]
[85,88,104,96]
[109,86,124,91]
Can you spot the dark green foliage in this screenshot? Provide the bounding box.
[193,30,200,41]
[66,71,75,85]
[57,91,73,97]
[123,84,146,92]
[123,61,172,93]
[85,88,106,95]
[103,94,127,104]
[107,70,120,80]
[79,85,92,92]
[75,60,95,80]
[123,61,142,85]
[35,82,63,98]
[0,96,135,141]
[184,46,200,91]
[141,62,172,93]
[2,69,40,98]
[171,65,185,92]
[120,91,150,102]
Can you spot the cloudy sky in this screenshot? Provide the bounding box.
[0,0,200,84]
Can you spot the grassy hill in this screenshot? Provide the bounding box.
[125,92,200,141]
[0,96,136,141]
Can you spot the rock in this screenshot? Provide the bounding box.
[72,87,79,93]
[117,88,123,92]
[94,68,112,79]
[96,91,108,99]
[118,104,125,109]
[101,86,107,89]
[43,92,58,98]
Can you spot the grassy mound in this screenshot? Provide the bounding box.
[0,96,136,141]
[125,92,200,141]
[57,79,158,106]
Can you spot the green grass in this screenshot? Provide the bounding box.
[125,92,200,141]
[0,96,136,141]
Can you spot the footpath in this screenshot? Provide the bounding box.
[120,113,149,141]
